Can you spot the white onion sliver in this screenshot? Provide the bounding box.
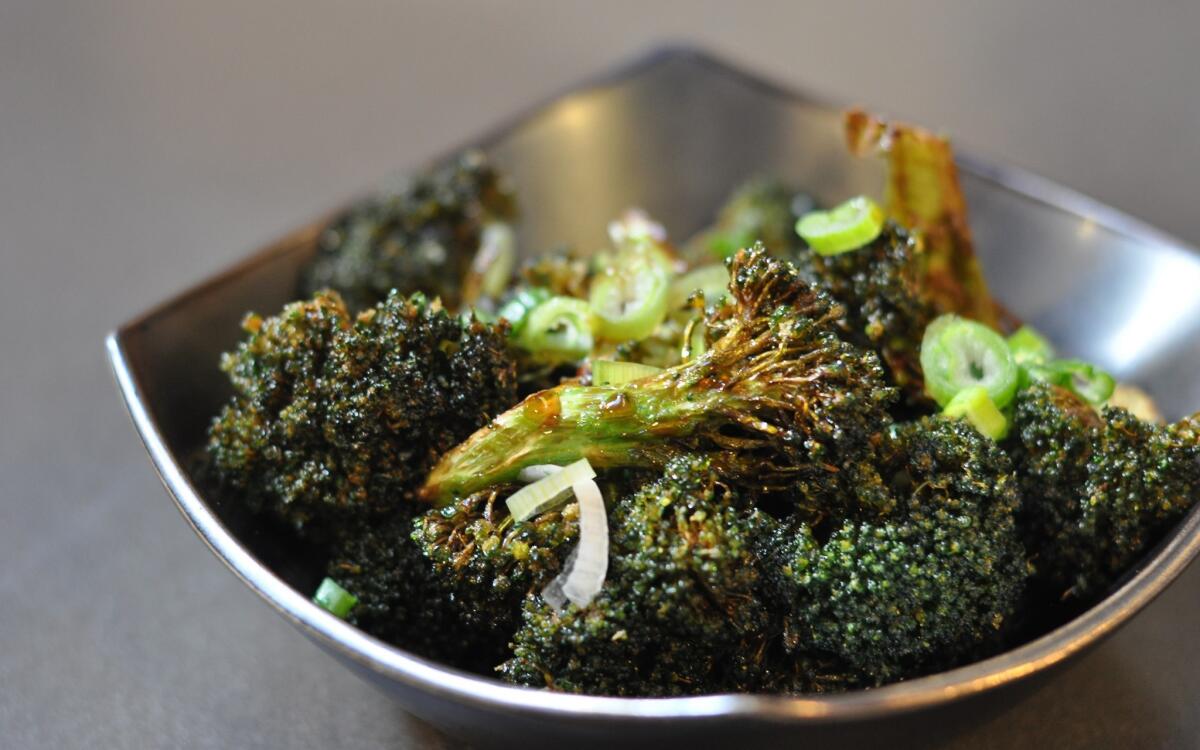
[517,464,563,484]
[541,477,609,610]
[505,458,595,521]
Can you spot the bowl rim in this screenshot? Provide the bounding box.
[106,45,1200,725]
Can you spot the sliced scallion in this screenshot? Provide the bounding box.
[795,196,885,256]
[588,262,669,341]
[592,359,663,386]
[517,296,594,361]
[942,386,1009,440]
[1026,358,1116,405]
[497,287,552,338]
[668,265,730,309]
[505,458,597,521]
[920,314,1018,409]
[313,577,357,619]
[1007,325,1055,367]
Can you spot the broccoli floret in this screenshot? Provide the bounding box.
[1009,383,1200,598]
[412,486,579,638]
[422,245,895,507]
[301,151,516,311]
[206,290,518,532]
[691,178,806,262]
[499,457,772,695]
[762,418,1027,686]
[802,223,938,404]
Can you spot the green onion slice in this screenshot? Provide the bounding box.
[471,222,517,300]
[313,578,358,619]
[497,287,552,338]
[592,359,663,386]
[1007,325,1055,367]
[517,296,594,361]
[588,261,670,341]
[506,458,597,522]
[668,265,730,309]
[1025,358,1116,405]
[942,386,1009,440]
[795,196,885,256]
[920,314,1018,408]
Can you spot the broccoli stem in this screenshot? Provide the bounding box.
[421,378,722,502]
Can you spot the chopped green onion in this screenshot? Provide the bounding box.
[592,359,663,386]
[506,458,597,521]
[942,386,1009,440]
[682,317,708,362]
[920,314,1018,408]
[1025,358,1116,405]
[471,222,517,299]
[497,287,552,338]
[517,296,594,361]
[668,265,730,309]
[707,228,754,260]
[795,196,885,256]
[313,577,357,618]
[1008,325,1055,367]
[588,261,670,341]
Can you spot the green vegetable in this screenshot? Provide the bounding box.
[301,151,516,311]
[496,286,552,337]
[499,456,772,695]
[591,359,663,386]
[313,577,358,618]
[588,258,670,341]
[1025,358,1115,405]
[803,222,937,403]
[795,196,885,256]
[421,244,894,505]
[668,265,730,309]
[920,314,1018,409]
[505,458,596,521]
[694,178,804,261]
[1007,384,1200,598]
[1007,325,1056,366]
[761,418,1027,685]
[516,296,594,362]
[205,290,518,531]
[943,386,1008,440]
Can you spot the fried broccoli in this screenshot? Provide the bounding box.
[802,223,938,404]
[690,177,807,262]
[422,245,895,506]
[301,151,516,311]
[1008,383,1200,598]
[206,290,518,531]
[761,418,1027,685]
[499,456,772,695]
[412,486,579,638]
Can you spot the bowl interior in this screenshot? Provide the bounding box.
[110,48,1200,726]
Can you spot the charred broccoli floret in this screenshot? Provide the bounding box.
[422,245,895,506]
[301,151,516,311]
[1009,383,1200,598]
[499,456,772,695]
[412,486,578,638]
[691,177,806,262]
[206,290,518,531]
[802,223,938,403]
[762,418,1027,685]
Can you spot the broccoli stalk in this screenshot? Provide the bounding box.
[421,245,895,504]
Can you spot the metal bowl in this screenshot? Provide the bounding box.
[107,48,1200,748]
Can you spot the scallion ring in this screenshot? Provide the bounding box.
[920,314,1018,408]
[795,196,885,256]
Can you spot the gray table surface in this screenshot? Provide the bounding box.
[4,2,1199,747]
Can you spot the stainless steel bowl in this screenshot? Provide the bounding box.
[107,48,1200,748]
